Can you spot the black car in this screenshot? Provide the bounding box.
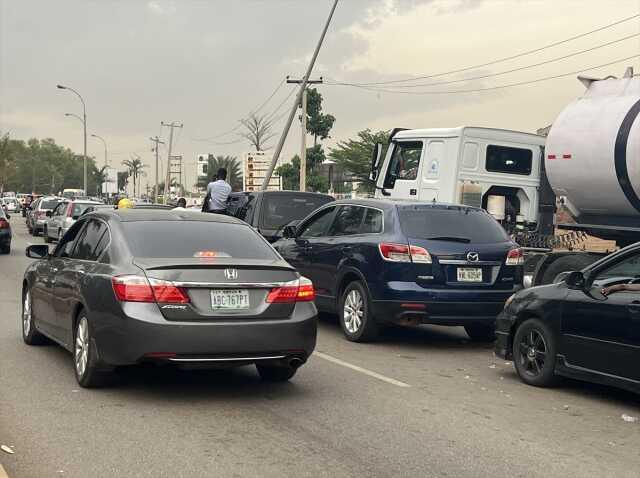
[22,209,317,387]
[496,242,640,394]
[226,191,334,242]
[274,199,523,342]
[0,206,12,254]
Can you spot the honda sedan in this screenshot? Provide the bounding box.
[22,209,317,387]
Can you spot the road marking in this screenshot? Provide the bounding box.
[314,351,411,388]
[0,463,9,478]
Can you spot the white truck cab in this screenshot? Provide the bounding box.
[371,127,546,231]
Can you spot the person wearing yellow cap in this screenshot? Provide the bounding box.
[117,198,134,209]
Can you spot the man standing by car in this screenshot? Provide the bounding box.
[205,168,232,214]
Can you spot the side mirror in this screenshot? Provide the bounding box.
[370,143,383,181]
[283,224,298,239]
[45,211,52,217]
[26,244,50,259]
[564,271,586,290]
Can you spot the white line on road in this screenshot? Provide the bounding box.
[0,463,9,478]
[314,351,411,388]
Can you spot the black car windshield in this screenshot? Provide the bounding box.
[41,200,59,209]
[260,194,332,230]
[399,206,510,244]
[122,221,279,259]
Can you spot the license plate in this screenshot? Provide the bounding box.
[210,289,250,310]
[457,267,483,282]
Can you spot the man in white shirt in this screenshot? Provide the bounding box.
[205,168,232,213]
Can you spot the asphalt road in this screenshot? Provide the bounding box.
[1,220,639,478]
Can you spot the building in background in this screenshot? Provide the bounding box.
[243,151,281,191]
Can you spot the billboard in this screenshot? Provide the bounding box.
[243,151,281,192]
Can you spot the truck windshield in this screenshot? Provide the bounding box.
[399,206,510,244]
[260,194,333,230]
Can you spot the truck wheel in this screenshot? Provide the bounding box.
[540,254,598,285]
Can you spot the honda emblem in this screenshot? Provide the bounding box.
[224,268,238,280]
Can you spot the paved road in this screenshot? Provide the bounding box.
[1,220,639,478]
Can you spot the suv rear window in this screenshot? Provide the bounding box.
[399,206,509,244]
[122,221,279,259]
[260,194,333,230]
[41,200,59,209]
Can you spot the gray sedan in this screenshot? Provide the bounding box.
[22,209,317,387]
[44,199,102,243]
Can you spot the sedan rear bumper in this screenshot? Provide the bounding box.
[92,301,318,366]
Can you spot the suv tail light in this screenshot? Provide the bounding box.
[266,277,316,303]
[379,243,432,264]
[506,248,524,266]
[112,275,190,304]
[0,218,9,229]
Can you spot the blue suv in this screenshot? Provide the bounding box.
[274,199,523,342]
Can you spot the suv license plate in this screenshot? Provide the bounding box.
[457,268,482,282]
[211,289,250,310]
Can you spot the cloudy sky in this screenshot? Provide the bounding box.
[1,0,639,191]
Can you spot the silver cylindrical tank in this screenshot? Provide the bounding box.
[546,74,640,220]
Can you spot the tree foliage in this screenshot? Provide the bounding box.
[196,155,243,191]
[276,146,329,194]
[122,155,147,197]
[306,88,336,146]
[117,171,129,193]
[240,113,277,151]
[329,129,390,194]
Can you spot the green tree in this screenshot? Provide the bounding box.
[117,171,129,193]
[329,129,390,194]
[196,155,243,191]
[306,88,336,146]
[275,149,329,194]
[0,133,16,193]
[122,155,147,197]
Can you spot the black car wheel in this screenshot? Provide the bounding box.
[22,289,46,345]
[74,313,113,388]
[513,318,558,387]
[1,243,9,254]
[340,281,379,342]
[464,323,495,342]
[256,363,298,382]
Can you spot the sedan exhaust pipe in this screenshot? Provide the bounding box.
[288,357,304,369]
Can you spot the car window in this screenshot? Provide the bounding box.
[328,205,366,236]
[92,228,110,261]
[41,199,59,210]
[260,194,333,231]
[71,219,108,261]
[299,207,336,238]
[54,220,86,258]
[72,203,95,218]
[53,203,67,216]
[122,221,278,259]
[361,208,383,234]
[594,252,640,282]
[383,141,423,188]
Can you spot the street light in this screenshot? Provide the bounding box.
[57,84,87,194]
[90,134,108,168]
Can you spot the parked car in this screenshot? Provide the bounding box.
[22,209,317,387]
[226,191,334,242]
[273,199,524,342]
[28,196,62,236]
[495,242,640,394]
[0,207,12,254]
[22,194,40,217]
[25,197,41,233]
[44,200,102,243]
[1,197,20,214]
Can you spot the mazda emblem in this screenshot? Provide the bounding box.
[224,268,238,280]
[466,252,480,262]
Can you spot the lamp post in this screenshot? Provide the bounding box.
[91,134,108,168]
[57,84,87,194]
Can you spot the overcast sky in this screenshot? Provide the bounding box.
[1,0,639,192]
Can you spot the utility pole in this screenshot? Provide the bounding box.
[160,121,183,203]
[286,77,323,192]
[261,0,339,190]
[150,136,165,202]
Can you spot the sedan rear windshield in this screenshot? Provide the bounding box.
[260,194,333,230]
[122,221,279,259]
[398,206,510,244]
[41,200,59,210]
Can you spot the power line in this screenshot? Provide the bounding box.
[328,33,640,90]
[330,54,640,95]
[339,13,640,87]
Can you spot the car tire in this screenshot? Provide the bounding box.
[74,313,113,388]
[22,288,47,345]
[339,281,379,342]
[541,254,598,285]
[256,363,298,382]
[512,318,558,387]
[2,244,10,254]
[32,227,39,237]
[464,323,495,342]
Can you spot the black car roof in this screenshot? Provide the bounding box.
[93,209,245,224]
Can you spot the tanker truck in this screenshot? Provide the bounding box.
[369,67,640,285]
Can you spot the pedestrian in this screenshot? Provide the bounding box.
[205,168,232,214]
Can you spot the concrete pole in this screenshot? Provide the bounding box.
[300,87,307,192]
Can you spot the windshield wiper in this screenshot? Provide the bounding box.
[426,236,471,243]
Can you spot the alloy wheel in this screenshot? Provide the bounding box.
[23,291,32,336]
[75,317,90,378]
[343,289,364,334]
[517,329,547,377]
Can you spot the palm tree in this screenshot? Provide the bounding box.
[197,155,243,191]
[122,154,147,197]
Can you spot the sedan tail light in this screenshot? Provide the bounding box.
[379,243,432,264]
[112,275,190,304]
[266,277,316,303]
[506,248,524,266]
